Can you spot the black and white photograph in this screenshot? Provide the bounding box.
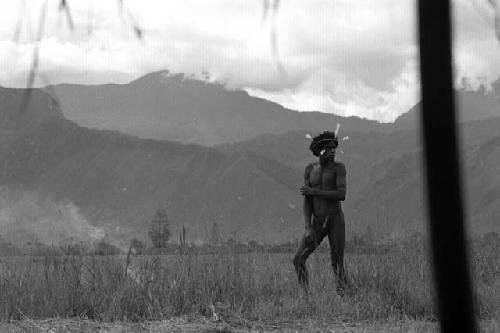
[0,0,499,332]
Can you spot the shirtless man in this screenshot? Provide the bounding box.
[293,131,348,293]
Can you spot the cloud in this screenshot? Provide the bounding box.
[453,0,500,89]
[247,58,420,122]
[0,0,497,122]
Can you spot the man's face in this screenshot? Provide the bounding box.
[319,142,336,163]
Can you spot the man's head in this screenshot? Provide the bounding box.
[309,131,338,164]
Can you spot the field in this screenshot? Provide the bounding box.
[0,238,499,332]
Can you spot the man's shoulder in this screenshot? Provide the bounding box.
[304,162,319,171]
[334,161,346,171]
[304,162,318,178]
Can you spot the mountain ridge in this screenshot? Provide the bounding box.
[1,79,499,246]
[394,80,500,129]
[43,70,392,146]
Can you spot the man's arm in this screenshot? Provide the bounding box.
[303,164,314,229]
[303,164,346,201]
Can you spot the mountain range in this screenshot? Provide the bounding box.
[394,80,500,130]
[43,70,391,146]
[0,72,499,246]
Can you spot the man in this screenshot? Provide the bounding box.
[293,131,348,293]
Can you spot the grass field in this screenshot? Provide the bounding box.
[0,238,498,330]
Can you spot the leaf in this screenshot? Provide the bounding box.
[19,0,48,116]
[494,0,500,41]
[334,123,340,137]
[12,0,27,41]
[133,25,143,40]
[59,0,74,30]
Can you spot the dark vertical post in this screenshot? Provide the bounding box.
[417,1,477,333]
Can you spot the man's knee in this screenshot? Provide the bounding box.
[330,254,342,270]
[293,253,304,268]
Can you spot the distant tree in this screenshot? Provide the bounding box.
[63,242,84,256]
[225,237,237,249]
[209,222,222,246]
[248,240,259,249]
[148,208,171,248]
[179,225,187,254]
[94,239,120,256]
[130,238,145,254]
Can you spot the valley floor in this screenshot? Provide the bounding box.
[0,317,498,333]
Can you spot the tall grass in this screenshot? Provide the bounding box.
[0,239,498,324]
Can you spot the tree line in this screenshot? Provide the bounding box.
[1,207,498,257]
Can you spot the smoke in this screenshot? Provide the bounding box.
[0,187,106,247]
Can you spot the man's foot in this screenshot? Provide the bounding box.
[336,284,345,297]
[337,279,356,297]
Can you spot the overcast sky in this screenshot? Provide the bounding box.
[0,0,499,122]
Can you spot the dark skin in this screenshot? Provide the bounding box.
[293,140,348,292]
[300,142,346,231]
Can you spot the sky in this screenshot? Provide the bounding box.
[0,0,499,122]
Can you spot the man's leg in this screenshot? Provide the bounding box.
[327,211,348,293]
[293,217,329,288]
[292,233,318,288]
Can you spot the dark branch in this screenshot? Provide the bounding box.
[59,0,75,31]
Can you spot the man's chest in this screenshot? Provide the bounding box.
[309,165,337,188]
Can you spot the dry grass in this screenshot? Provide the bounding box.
[0,317,499,332]
[0,240,498,327]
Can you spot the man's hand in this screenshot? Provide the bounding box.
[305,225,316,245]
[300,185,317,196]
